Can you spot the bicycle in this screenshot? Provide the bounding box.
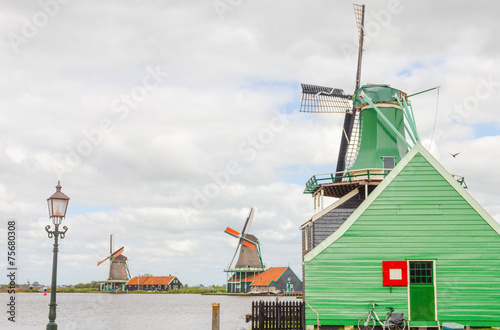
[357,301,406,330]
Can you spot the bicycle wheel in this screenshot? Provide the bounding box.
[357,314,375,330]
[390,319,406,330]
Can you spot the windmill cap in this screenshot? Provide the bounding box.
[353,84,406,110]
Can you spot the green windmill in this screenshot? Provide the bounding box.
[300,4,422,201]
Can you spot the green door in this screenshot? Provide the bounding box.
[409,261,436,322]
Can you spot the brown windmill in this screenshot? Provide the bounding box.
[97,234,131,291]
[223,208,265,293]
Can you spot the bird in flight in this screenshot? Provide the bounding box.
[449,152,460,158]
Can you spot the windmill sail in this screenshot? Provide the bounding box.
[299,4,365,176]
[300,84,352,113]
[344,110,361,171]
[241,207,254,236]
[335,4,365,175]
[235,234,263,268]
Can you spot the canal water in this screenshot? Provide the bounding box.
[1,293,298,329]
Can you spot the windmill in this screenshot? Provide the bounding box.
[223,208,265,293]
[300,4,421,202]
[97,234,131,291]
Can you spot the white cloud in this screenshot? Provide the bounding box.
[0,0,499,286]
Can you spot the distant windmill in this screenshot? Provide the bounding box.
[97,234,131,284]
[224,208,265,293]
[224,208,264,269]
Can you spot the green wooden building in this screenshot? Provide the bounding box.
[303,143,500,328]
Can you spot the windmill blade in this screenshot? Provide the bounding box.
[110,246,125,260]
[224,227,241,238]
[97,255,109,266]
[343,111,361,171]
[227,242,242,269]
[110,234,113,255]
[335,4,365,177]
[241,239,256,249]
[125,260,131,279]
[353,4,365,91]
[300,84,352,113]
[241,207,254,236]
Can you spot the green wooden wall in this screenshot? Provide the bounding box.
[304,146,500,327]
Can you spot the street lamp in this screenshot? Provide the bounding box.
[45,181,70,330]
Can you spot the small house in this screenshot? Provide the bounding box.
[249,267,302,294]
[126,275,183,292]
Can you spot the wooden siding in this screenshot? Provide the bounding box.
[304,150,500,327]
[312,193,364,247]
[276,268,303,292]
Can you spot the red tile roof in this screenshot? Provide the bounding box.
[126,276,175,286]
[127,276,148,285]
[250,267,288,287]
[143,276,175,285]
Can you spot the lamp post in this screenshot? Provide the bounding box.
[45,181,70,330]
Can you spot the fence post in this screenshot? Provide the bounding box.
[301,301,304,330]
[259,300,264,329]
[212,302,220,330]
[252,301,256,330]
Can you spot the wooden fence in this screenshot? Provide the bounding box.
[250,300,305,330]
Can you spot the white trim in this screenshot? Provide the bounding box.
[407,259,438,323]
[300,219,311,231]
[312,188,359,222]
[300,188,360,229]
[360,103,401,111]
[434,260,438,321]
[407,260,410,321]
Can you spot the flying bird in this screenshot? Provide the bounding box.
[449,152,460,158]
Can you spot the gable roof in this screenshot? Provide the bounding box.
[143,276,175,285]
[304,142,500,262]
[126,276,176,286]
[250,267,288,287]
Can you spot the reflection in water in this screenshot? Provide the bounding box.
[0,293,297,330]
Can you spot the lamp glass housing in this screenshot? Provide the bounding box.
[47,181,70,218]
[47,198,69,218]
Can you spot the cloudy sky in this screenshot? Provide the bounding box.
[1,0,499,287]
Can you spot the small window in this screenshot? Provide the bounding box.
[382,157,396,175]
[410,261,433,284]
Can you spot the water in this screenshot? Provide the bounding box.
[1,293,297,329]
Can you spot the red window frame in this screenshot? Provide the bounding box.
[382,261,408,286]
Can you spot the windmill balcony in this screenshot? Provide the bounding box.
[304,170,469,199]
[304,168,387,197]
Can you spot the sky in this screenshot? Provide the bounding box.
[1,0,500,287]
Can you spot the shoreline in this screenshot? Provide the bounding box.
[1,290,302,298]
